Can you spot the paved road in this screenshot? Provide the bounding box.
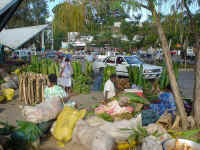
[178,71,194,98]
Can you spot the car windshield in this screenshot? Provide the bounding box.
[124,56,143,64]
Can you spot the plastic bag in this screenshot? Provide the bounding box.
[99,114,142,141]
[52,106,86,145]
[141,136,162,150]
[85,116,107,127]
[2,88,15,101]
[72,120,116,150]
[22,97,63,123]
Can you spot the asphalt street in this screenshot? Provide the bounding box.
[178,71,194,98]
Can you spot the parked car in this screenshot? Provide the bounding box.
[92,55,162,79]
[11,50,31,59]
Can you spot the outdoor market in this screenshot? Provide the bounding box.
[0,0,200,150]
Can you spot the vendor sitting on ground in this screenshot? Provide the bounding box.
[149,84,176,117]
[44,74,76,107]
[104,74,116,102]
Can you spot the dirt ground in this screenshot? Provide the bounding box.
[0,91,104,150]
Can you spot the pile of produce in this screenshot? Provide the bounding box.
[21,56,59,76]
[86,61,93,77]
[72,74,92,94]
[127,65,145,88]
[19,73,48,104]
[102,66,116,90]
[72,61,92,94]
[115,78,130,91]
[71,61,82,79]
[159,63,178,90]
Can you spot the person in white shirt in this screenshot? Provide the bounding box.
[104,74,116,102]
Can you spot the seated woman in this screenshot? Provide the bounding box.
[44,74,76,107]
[149,84,176,118]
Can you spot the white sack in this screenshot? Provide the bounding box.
[99,114,142,141]
[22,96,63,123]
[72,120,116,150]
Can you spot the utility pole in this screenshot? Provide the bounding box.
[51,23,54,50]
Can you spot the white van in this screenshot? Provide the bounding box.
[11,50,32,59]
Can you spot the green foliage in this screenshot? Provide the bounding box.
[168,128,200,143]
[121,125,162,144]
[72,61,91,94]
[21,56,59,76]
[102,66,116,90]
[97,113,114,122]
[13,120,42,143]
[0,121,15,136]
[7,0,48,28]
[122,93,150,104]
[127,65,145,87]
[159,63,179,90]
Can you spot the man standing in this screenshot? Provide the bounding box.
[104,74,116,102]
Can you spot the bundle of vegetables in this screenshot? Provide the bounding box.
[168,128,200,143]
[72,73,92,94]
[21,57,59,76]
[127,64,146,88]
[86,61,93,77]
[115,78,131,91]
[159,63,178,90]
[120,125,162,148]
[72,61,82,79]
[122,93,150,104]
[101,66,116,90]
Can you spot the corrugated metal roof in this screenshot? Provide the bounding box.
[0,24,49,49]
[0,0,18,15]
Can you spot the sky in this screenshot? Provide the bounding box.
[47,0,199,22]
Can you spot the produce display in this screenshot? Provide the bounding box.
[127,65,144,88]
[122,93,150,104]
[19,73,48,104]
[21,56,59,76]
[72,61,92,94]
[159,63,178,90]
[102,66,116,90]
[86,61,93,76]
[115,78,131,91]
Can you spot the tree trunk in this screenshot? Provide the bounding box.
[193,49,200,127]
[182,0,200,127]
[154,15,189,129]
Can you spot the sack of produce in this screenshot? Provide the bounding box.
[1,80,17,90]
[141,136,162,150]
[99,114,142,141]
[145,124,171,143]
[85,116,107,127]
[72,120,116,150]
[52,106,86,146]
[22,96,63,123]
[2,88,15,101]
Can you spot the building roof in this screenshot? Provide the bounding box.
[0,0,17,15]
[0,0,23,31]
[0,24,49,49]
